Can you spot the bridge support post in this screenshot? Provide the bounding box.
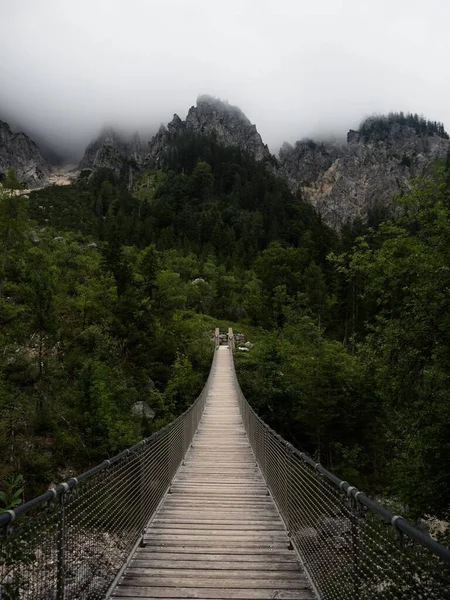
[56,491,66,600]
[228,328,235,352]
[214,328,220,348]
[139,445,146,547]
[286,444,294,549]
[350,499,363,599]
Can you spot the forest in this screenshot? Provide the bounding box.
[358,111,449,141]
[1,132,450,534]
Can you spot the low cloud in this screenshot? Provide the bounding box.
[1,0,449,161]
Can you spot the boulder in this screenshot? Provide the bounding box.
[131,401,155,421]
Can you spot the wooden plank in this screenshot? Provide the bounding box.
[130,560,301,571]
[113,588,312,598]
[135,547,297,556]
[151,520,286,535]
[153,510,279,517]
[170,483,267,488]
[156,511,280,517]
[142,540,289,548]
[132,553,298,563]
[163,497,273,502]
[126,567,305,580]
[144,529,288,537]
[168,491,269,497]
[117,577,308,589]
[144,536,288,544]
[175,476,263,481]
[154,519,283,525]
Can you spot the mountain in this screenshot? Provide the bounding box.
[52,103,450,228]
[79,96,272,175]
[79,129,146,173]
[148,95,272,165]
[79,103,450,229]
[0,119,51,188]
[279,114,450,228]
[2,100,449,227]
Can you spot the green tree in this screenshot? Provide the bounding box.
[165,353,202,412]
[78,359,139,458]
[188,161,213,204]
[0,169,26,299]
[26,254,59,379]
[347,171,450,516]
[303,262,330,328]
[139,244,161,297]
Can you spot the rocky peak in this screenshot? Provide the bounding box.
[185,95,271,161]
[148,95,272,165]
[79,127,146,172]
[79,96,274,177]
[279,114,450,229]
[167,114,185,134]
[126,132,146,164]
[98,127,124,147]
[0,119,50,188]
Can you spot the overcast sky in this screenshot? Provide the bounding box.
[1,0,449,159]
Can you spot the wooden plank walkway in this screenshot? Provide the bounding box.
[112,345,314,600]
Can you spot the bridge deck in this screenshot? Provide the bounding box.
[112,346,314,599]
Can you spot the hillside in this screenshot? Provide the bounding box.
[1,106,450,524]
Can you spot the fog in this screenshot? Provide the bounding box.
[1,0,450,161]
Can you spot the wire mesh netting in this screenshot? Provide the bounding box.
[0,346,217,600]
[231,342,450,600]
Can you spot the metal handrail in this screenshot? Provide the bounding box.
[0,343,218,600]
[228,329,450,600]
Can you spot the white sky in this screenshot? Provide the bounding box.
[1,0,449,157]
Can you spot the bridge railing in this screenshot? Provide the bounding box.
[229,331,450,600]
[0,346,217,600]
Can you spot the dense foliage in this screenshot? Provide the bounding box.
[339,173,450,517]
[1,133,450,527]
[359,112,449,141]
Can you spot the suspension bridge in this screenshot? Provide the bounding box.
[1,329,450,599]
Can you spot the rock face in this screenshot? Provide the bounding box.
[279,139,343,194]
[0,120,50,188]
[186,95,271,161]
[79,128,146,173]
[279,119,450,228]
[148,95,272,166]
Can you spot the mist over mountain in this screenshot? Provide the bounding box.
[71,96,449,227]
[1,94,449,227]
